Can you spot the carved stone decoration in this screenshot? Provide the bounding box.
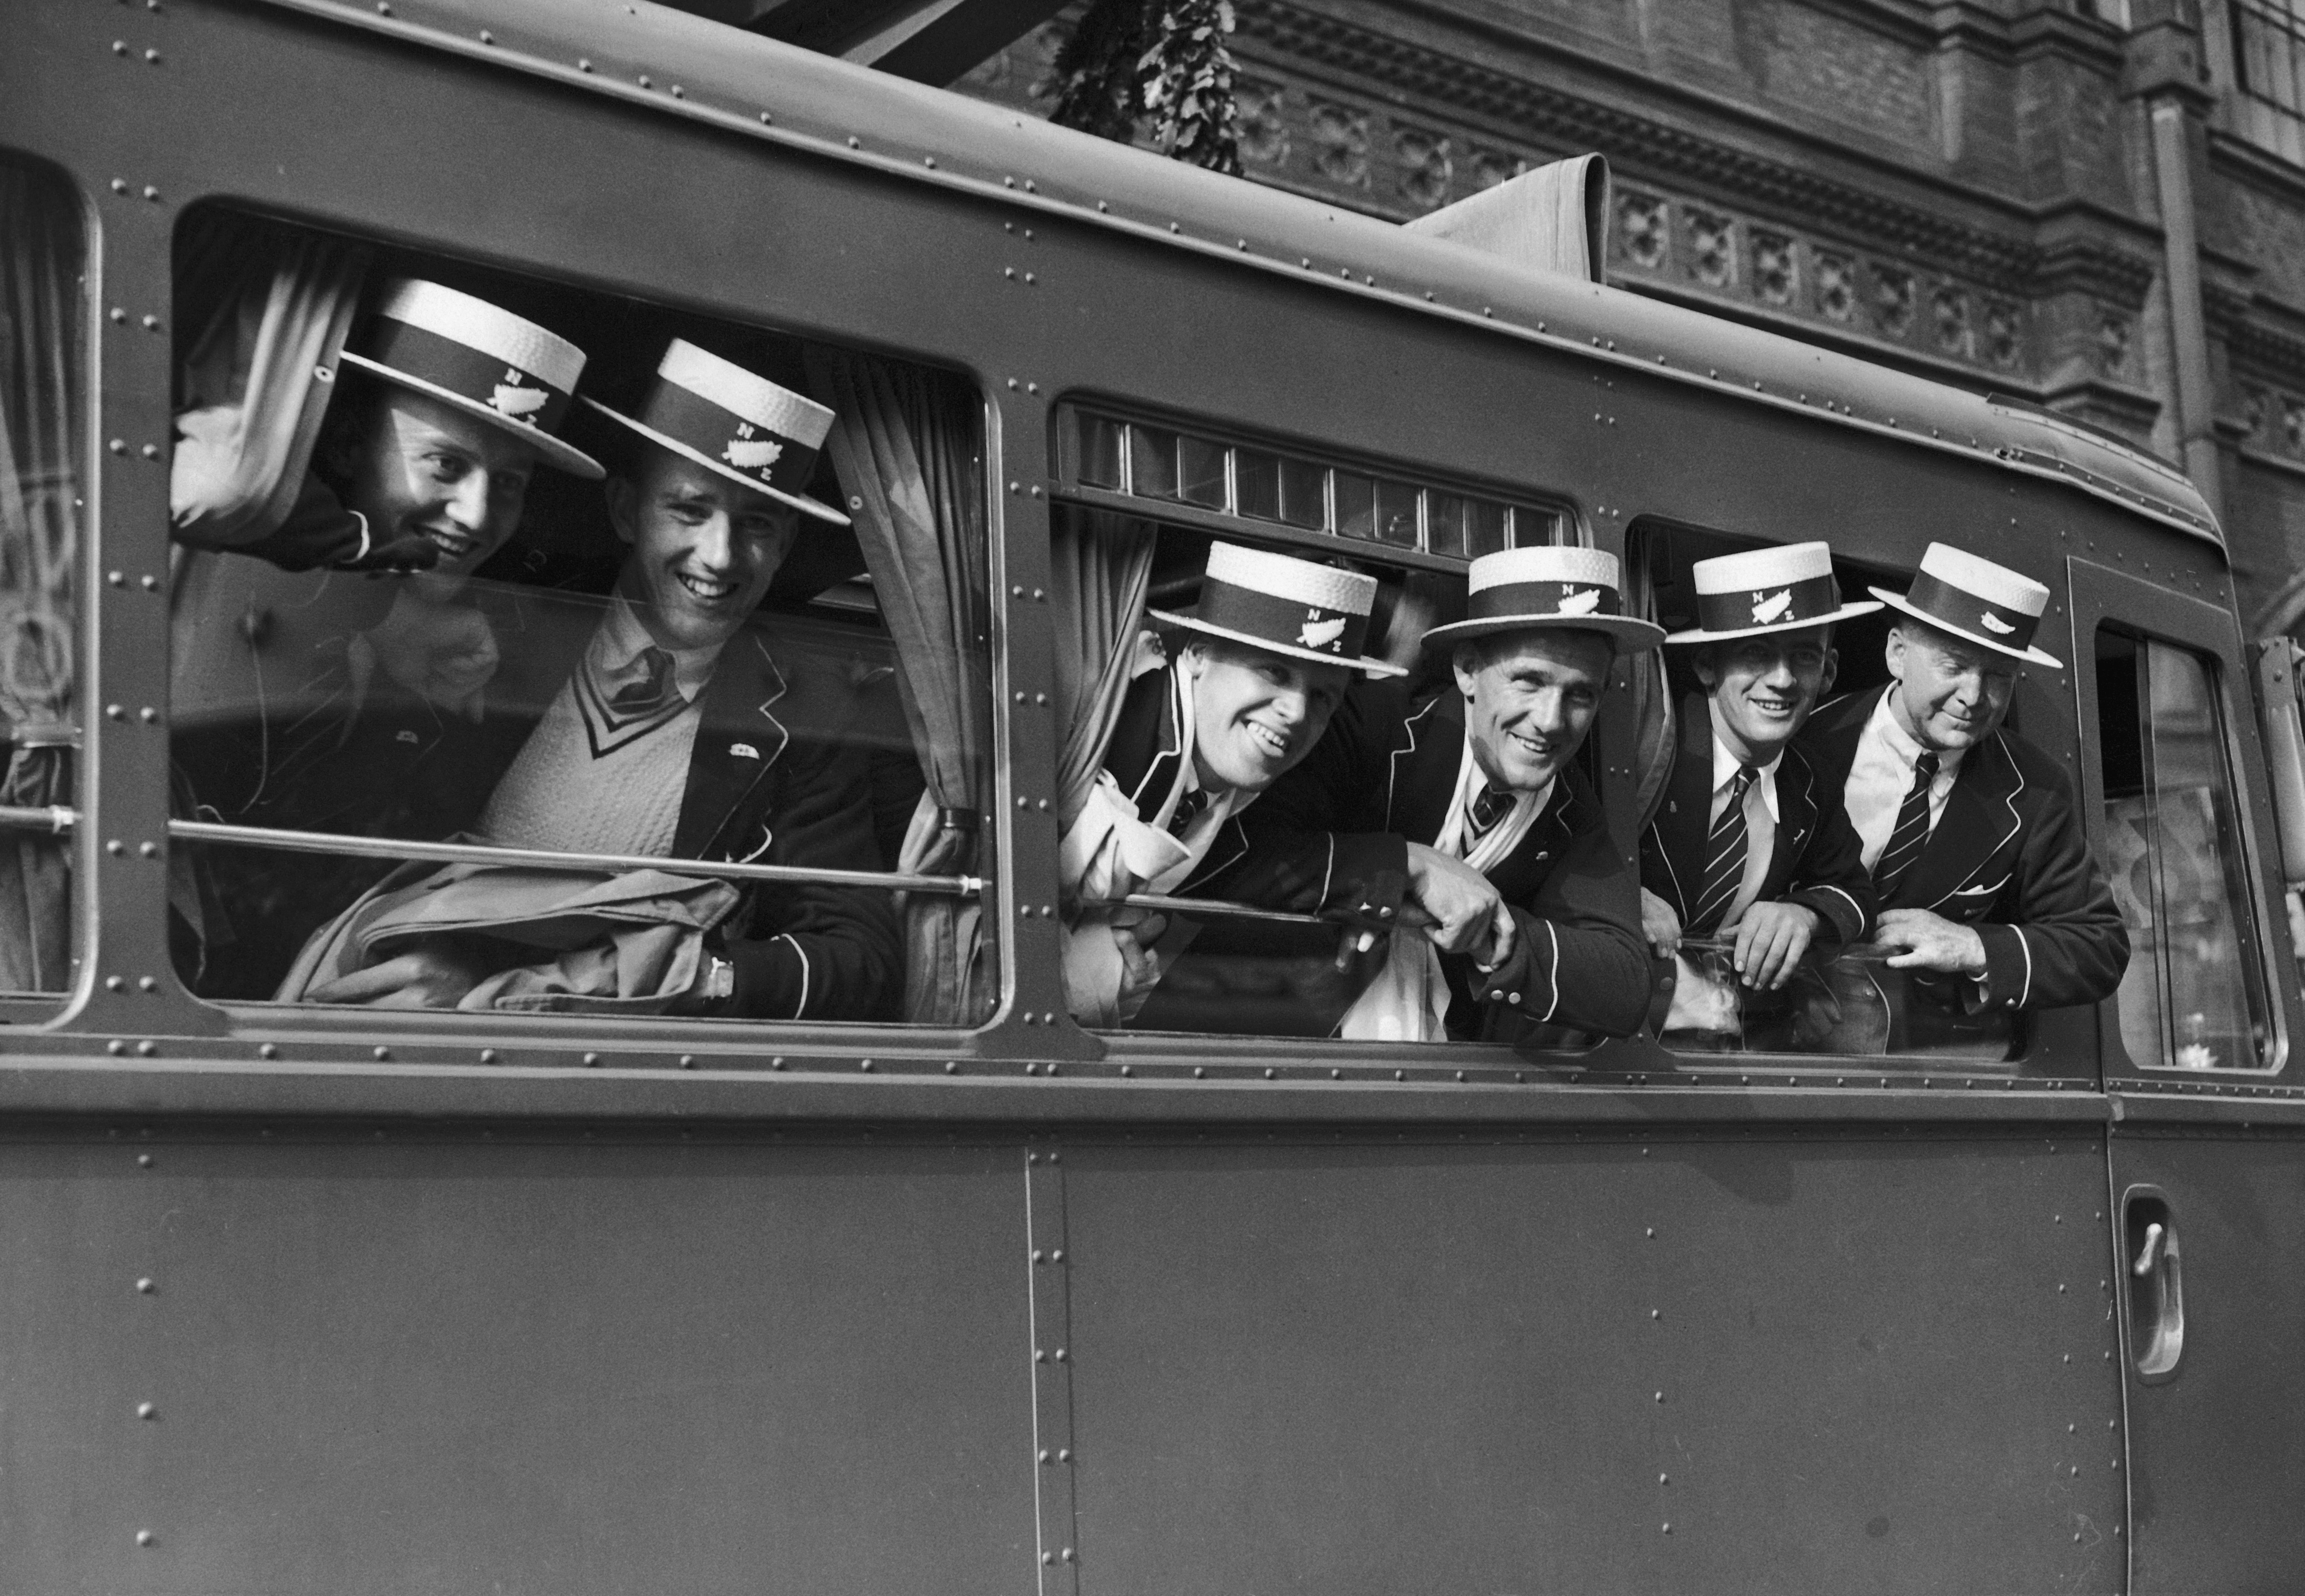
[1309,100,1371,188]
[1984,300,2021,368]
[1466,146,1522,193]
[2285,398,2305,456]
[1816,252,1857,322]
[2098,316,2131,378]
[1752,231,1796,306]
[1616,190,1667,271]
[1235,76,1290,167]
[1873,266,1916,337]
[1395,124,1453,212]
[1933,286,1972,358]
[2243,384,2270,443]
[1688,209,1734,289]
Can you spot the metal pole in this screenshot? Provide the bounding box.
[2150,96,2225,524]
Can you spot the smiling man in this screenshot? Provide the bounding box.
[1237,545,1664,1042]
[304,339,898,1019]
[1800,543,2126,1018]
[1639,541,1878,1001]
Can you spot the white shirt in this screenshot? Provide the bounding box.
[1844,688,1965,871]
[1707,704,1782,932]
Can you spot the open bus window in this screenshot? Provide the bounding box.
[165,210,994,1029]
[2095,628,2276,1071]
[0,155,84,997]
[1632,520,2015,1064]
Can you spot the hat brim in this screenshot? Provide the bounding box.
[1869,589,2063,668]
[1147,610,1408,678]
[1423,612,1667,654]
[581,399,851,527]
[1662,599,1883,645]
[339,352,604,480]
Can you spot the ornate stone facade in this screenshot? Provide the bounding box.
[957,0,2305,625]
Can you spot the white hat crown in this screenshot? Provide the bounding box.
[1205,540,1377,615]
[659,339,834,451]
[375,279,585,393]
[1916,542,2049,618]
[1690,539,1834,595]
[1467,544,1620,593]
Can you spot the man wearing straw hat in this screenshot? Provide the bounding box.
[298,338,898,1019]
[1061,540,1408,1027]
[1640,541,1878,1004]
[1801,543,2126,1017]
[1239,545,1662,1042]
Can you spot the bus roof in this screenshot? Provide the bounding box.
[271,0,2224,554]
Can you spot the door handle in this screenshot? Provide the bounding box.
[2123,1188,2184,1384]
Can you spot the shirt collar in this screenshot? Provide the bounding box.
[1707,704,1785,822]
[1874,688,1966,779]
[592,591,722,701]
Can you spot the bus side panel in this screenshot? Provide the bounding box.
[1058,1133,2122,1594]
[0,1133,1034,1594]
[2116,1128,2305,1595]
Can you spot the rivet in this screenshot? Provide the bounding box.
[945,1060,960,1075]
[578,56,591,69]
[582,1051,601,1066]
[1660,1472,1669,1484]
[106,1040,125,1056]
[1040,1553,1053,1565]
[638,73,652,87]
[859,1059,874,1072]
[477,29,493,42]
[1263,1067,1276,1079]
[480,1048,498,1064]
[1034,1349,1046,1363]
[136,1278,154,1293]
[1655,1391,1665,1402]
[1045,1057,1058,1072]
[671,84,684,98]
[372,1045,390,1061]
[1054,1348,1068,1361]
[137,976,156,992]
[1038,1448,1051,1463]
[1331,1068,1342,1079]
[112,39,127,54]
[108,438,126,456]
[109,307,127,324]
[136,1153,152,1166]
[1394,1069,1405,1081]
[1193,1066,1206,1078]
[1117,1064,1131,1077]
[143,185,160,201]
[135,1042,157,1060]
[111,179,129,194]
[106,976,125,992]
[136,1531,154,1547]
[1645,1225,1656,1237]
[107,570,125,586]
[137,1402,155,1419]
[258,1043,278,1060]
[141,574,159,591]
[1062,1549,1075,1562]
[139,842,158,859]
[1058,1447,1071,1461]
[770,1056,785,1070]
[1031,1249,1045,1263]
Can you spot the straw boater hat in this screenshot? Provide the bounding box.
[583,339,850,526]
[1150,541,1407,677]
[338,279,603,479]
[1664,540,1881,644]
[1423,545,1666,653]
[1871,542,2061,668]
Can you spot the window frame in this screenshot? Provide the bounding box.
[2069,555,2293,1079]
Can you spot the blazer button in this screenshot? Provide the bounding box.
[1507,992,1523,1005]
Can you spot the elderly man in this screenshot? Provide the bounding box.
[1061,540,1407,1026]
[1802,543,2126,1018]
[1239,545,1663,1041]
[1639,541,1877,1004]
[301,338,898,1019]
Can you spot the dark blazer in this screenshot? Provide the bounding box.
[1241,680,1651,1040]
[1801,687,2128,1013]
[1640,692,1874,947]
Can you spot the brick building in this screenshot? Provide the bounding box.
[956,0,2305,631]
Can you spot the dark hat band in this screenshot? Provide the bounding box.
[1469,578,1624,624]
[355,318,573,436]
[1900,570,2039,653]
[1191,576,1370,662]
[1694,571,1841,636]
[641,380,821,499]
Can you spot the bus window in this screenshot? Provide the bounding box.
[1634,521,2015,1063]
[165,211,993,1030]
[2095,627,2276,1070]
[0,156,84,997]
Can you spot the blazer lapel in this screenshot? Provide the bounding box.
[676,634,791,860]
[1179,814,1249,894]
[1902,730,2023,910]
[1390,694,1461,843]
[1108,665,1184,824]
[1762,747,1818,897]
[1650,695,1716,919]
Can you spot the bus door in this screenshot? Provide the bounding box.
[2071,555,2305,1592]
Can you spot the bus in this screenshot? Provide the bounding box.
[2,0,2301,1588]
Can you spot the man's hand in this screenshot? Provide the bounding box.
[366,594,500,713]
[1871,907,1988,976]
[1405,842,1511,956]
[1729,901,1820,990]
[1111,912,1170,1008]
[307,938,492,1008]
[1640,886,1683,958]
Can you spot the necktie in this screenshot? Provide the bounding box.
[609,645,681,719]
[1167,788,1210,838]
[1469,783,1513,838]
[1871,749,1941,899]
[1688,765,1758,935]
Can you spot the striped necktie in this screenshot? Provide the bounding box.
[1167,787,1210,838]
[1871,749,1940,899]
[1688,765,1759,935]
[1468,783,1513,839]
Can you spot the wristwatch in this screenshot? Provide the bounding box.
[698,954,735,1006]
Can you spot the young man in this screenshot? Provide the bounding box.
[1241,545,1664,1042]
[302,338,898,1020]
[1802,542,2126,1017]
[1639,541,1877,1006]
[1060,540,1406,1026]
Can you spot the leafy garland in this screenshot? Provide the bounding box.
[1048,0,1241,176]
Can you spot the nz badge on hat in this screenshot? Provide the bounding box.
[1871,542,2061,667]
[583,340,850,526]
[1423,545,1665,654]
[337,279,603,479]
[1149,541,1407,677]
[1664,539,1881,644]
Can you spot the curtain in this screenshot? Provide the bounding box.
[0,163,85,992]
[170,214,371,552]
[1623,532,1676,833]
[1051,507,1156,831]
[804,347,993,1025]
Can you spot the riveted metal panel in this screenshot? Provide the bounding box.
[1057,1130,2122,1594]
[2116,1127,2305,1594]
[0,1128,1032,1593]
